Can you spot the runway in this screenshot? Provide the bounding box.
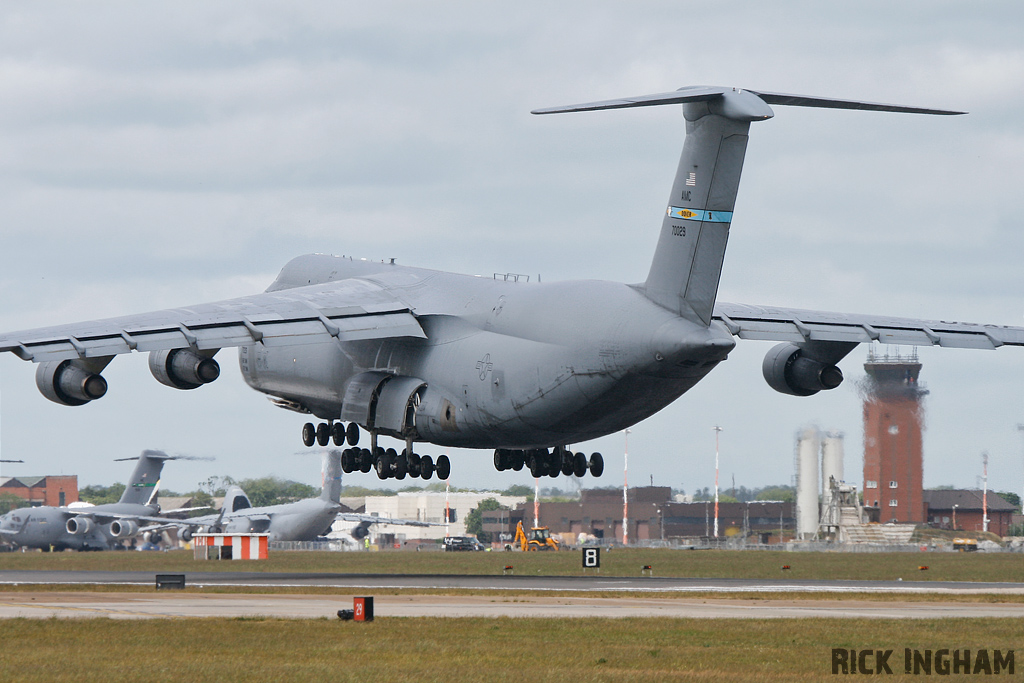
[0,570,1022,594]
[0,571,1022,619]
[2,591,1023,620]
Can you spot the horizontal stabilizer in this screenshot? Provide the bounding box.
[533,86,965,117]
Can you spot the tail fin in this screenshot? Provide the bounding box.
[116,450,171,505]
[534,87,963,325]
[222,486,253,512]
[321,449,343,504]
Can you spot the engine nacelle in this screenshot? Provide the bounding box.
[36,360,108,406]
[65,517,94,535]
[149,349,220,390]
[180,527,193,542]
[762,343,844,397]
[144,530,165,545]
[108,520,139,539]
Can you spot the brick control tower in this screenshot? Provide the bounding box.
[862,349,928,523]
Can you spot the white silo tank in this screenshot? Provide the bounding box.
[821,431,845,507]
[795,427,821,539]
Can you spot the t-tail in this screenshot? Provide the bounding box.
[321,449,343,505]
[533,87,963,326]
[115,449,172,506]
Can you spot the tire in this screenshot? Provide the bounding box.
[511,450,525,471]
[359,448,372,473]
[404,449,420,478]
[375,449,391,480]
[560,449,575,476]
[316,422,330,447]
[394,454,408,480]
[331,422,346,446]
[346,422,360,446]
[493,449,506,472]
[301,423,316,448]
[420,454,434,481]
[573,451,588,477]
[436,454,451,480]
[588,452,604,477]
[341,448,354,473]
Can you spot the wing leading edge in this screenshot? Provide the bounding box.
[0,279,426,364]
[714,303,1024,350]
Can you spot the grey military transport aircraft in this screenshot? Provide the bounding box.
[160,450,442,544]
[1,85,1022,483]
[0,450,202,551]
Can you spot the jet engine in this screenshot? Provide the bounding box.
[180,527,193,542]
[149,349,220,390]
[108,520,139,539]
[143,530,165,545]
[762,342,849,397]
[351,521,372,540]
[65,517,94,535]
[36,360,108,406]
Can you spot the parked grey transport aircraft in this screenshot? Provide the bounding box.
[0,450,201,551]
[165,450,442,543]
[1,85,1022,482]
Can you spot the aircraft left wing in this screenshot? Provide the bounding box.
[714,303,1024,349]
[0,278,425,364]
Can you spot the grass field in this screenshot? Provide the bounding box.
[1,547,1021,583]
[0,616,1019,682]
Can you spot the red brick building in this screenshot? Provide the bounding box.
[0,475,78,508]
[923,489,1016,537]
[862,352,927,523]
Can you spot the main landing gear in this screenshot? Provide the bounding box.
[301,420,359,448]
[340,446,451,482]
[302,420,450,482]
[492,447,603,478]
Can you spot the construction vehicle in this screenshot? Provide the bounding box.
[513,520,560,551]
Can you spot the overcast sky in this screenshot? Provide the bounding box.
[0,2,1022,500]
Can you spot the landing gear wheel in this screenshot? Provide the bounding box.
[511,450,525,471]
[331,422,346,446]
[394,453,408,480]
[420,454,435,481]
[301,423,316,448]
[493,449,506,472]
[359,448,373,473]
[588,452,604,477]
[316,423,330,447]
[405,449,421,478]
[436,454,451,481]
[346,422,360,446]
[573,451,588,478]
[341,448,354,473]
[560,449,575,476]
[375,449,392,480]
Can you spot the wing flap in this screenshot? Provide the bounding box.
[715,303,1024,350]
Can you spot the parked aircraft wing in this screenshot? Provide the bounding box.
[714,303,1024,350]
[0,278,425,363]
[336,513,445,528]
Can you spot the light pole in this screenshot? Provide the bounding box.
[713,425,722,538]
[623,428,630,546]
[952,504,958,531]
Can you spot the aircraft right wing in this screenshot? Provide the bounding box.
[0,278,426,364]
[713,303,1024,349]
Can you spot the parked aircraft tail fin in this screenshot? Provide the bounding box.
[534,87,963,326]
[223,486,253,512]
[321,449,343,504]
[116,449,171,506]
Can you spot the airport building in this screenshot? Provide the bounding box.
[0,475,78,508]
[862,349,927,524]
[923,489,1016,537]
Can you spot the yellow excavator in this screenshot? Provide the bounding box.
[514,520,560,551]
